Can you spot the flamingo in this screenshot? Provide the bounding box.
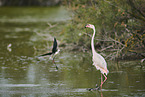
[85,24,109,90]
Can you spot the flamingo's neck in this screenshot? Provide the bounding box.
[91,27,96,54]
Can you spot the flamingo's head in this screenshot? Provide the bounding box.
[85,24,95,29]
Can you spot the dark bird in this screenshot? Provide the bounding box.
[38,37,60,69]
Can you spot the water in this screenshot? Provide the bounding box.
[0,7,145,97]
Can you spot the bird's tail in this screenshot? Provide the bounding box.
[94,65,109,75]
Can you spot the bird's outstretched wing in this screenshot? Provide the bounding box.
[38,52,53,57]
[52,37,57,53]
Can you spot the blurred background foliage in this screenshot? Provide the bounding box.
[0,0,144,60]
[0,0,61,6]
[62,0,145,60]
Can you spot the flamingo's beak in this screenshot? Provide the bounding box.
[85,24,89,28]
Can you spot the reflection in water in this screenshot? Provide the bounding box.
[27,64,36,83]
[0,7,145,97]
[0,84,41,87]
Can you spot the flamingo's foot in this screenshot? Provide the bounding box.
[86,84,100,91]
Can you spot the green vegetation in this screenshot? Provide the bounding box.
[62,0,145,60]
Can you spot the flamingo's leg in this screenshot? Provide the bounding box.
[100,74,107,88]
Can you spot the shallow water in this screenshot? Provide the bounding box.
[0,7,145,97]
